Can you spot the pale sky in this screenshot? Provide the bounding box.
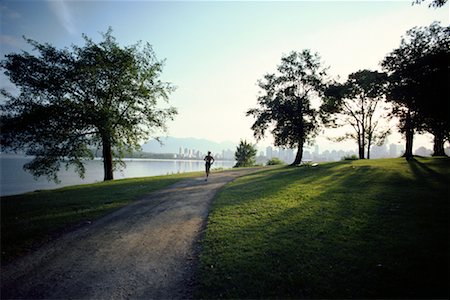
[1,0,449,151]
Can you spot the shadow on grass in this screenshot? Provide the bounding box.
[197,158,449,299]
[407,157,450,186]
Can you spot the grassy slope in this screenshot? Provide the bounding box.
[196,158,449,299]
[1,171,201,265]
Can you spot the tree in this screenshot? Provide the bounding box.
[0,28,177,182]
[247,50,327,165]
[381,22,450,158]
[413,0,448,8]
[321,70,390,159]
[412,48,450,156]
[234,140,257,168]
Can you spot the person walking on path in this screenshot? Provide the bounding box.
[204,151,215,181]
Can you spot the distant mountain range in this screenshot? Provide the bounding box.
[141,136,237,154]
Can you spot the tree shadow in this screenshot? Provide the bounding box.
[407,157,449,186]
[198,160,449,299]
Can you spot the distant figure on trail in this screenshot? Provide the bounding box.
[204,151,215,181]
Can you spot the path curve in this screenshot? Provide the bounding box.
[1,168,261,299]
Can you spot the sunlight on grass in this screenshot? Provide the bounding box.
[196,158,449,299]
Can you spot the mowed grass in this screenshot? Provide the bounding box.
[1,171,202,265]
[196,157,449,299]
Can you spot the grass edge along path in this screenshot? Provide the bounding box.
[1,171,203,265]
[196,157,449,299]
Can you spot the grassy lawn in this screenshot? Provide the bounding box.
[196,157,449,299]
[1,171,201,265]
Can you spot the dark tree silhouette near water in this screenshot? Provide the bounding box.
[247,50,327,165]
[0,28,177,182]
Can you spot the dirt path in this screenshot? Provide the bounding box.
[1,168,261,299]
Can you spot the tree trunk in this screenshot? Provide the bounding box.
[358,135,365,159]
[432,131,446,156]
[102,136,114,181]
[292,140,304,165]
[403,110,414,160]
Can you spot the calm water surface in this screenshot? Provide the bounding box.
[0,156,235,196]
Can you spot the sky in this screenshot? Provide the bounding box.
[1,0,449,152]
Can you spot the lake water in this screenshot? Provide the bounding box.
[0,156,235,197]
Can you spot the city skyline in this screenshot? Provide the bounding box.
[1,1,448,152]
[141,137,445,163]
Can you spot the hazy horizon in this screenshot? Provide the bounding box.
[1,0,448,153]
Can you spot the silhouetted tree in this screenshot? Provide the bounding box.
[381,22,449,158]
[234,140,257,167]
[0,28,177,182]
[413,0,448,8]
[247,50,327,165]
[321,70,390,159]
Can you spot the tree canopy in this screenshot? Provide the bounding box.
[381,22,450,158]
[1,28,177,181]
[413,0,448,8]
[247,50,327,165]
[321,70,390,159]
[234,140,257,168]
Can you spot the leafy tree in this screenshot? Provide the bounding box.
[413,0,448,8]
[234,140,257,168]
[247,50,327,165]
[321,70,390,159]
[381,22,450,158]
[0,28,177,181]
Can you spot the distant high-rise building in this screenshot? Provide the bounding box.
[371,143,388,158]
[287,148,294,163]
[314,144,319,156]
[279,148,287,162]
[266,146,273,159]
[389,143,398,158]
[273,149,279,159]
[303,150,311,160]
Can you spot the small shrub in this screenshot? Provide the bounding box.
[342,154,359,161]
[234,140,257,167]
[267,157,285,166]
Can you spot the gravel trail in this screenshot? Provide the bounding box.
[1,168,261,299]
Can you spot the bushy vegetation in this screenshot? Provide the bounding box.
[342,154,359,160]
[266,157,285,165]
[234,140,257,168]
[196,158,449,298]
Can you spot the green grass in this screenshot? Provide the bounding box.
[196,157,449,299]
[1,171,202,265]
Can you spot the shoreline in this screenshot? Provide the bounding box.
[0,157,236,197]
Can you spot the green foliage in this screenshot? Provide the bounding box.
[0,171,201,265]
[413,0,448,8]
[342,154,359,160]
[266,157,285,165]
[247,50,328,164]
[0,28,177,182]
[196,158,450,298]
[321,69,389,159]
[381,22,450,157]
[234,140,257,168]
